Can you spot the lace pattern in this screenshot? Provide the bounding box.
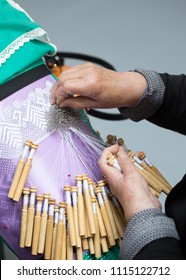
[0,27,52,67]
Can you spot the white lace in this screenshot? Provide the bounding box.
[0,27,53,67]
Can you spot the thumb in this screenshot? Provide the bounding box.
[117,146,135,174]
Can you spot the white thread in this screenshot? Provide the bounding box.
[21,145,30,160]
[97,193,104,206]
[48,204,54,216]
[36,201,42,213]
[143,158,153,167]
[112,161,122,171]
[59,208,64,220]
[92,203,97,214]
[54,212,59,224]
[28,148,36,160]
[30,192,36,205]
[23,195,29,205]
[83,179,89,192]
[134,161,143,171]
[72,192,77,207]
[65,191,71,205]
[43,198,49,212]
[89,185,94,197]
[101,186,107,200]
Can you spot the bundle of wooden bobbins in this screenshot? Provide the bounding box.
[8,137,172,260]
[106,134,172,197]
[17,176,126,260]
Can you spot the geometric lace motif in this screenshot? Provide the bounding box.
[0,80,82,159]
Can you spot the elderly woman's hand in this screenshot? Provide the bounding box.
[51,63,147,110]
[98,145,161,223]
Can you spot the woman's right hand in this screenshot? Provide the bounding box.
[50,63,147,110]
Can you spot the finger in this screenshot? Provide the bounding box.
[56,77,98,105]
[50,68,85,104]
[50,79,60,105]
[117,146,135,174]
[98,145,120,176]
[58,96,98,109]
[99,145,120,162]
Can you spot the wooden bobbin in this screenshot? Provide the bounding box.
[76,175,86,237]
[54,202,66,260]
[19,188,30,248]
[100,236,109,253]
[66,227,73,260]
[44,198,56,260]
[25,186,37,247]
[98,181,119,241]
[51,206,59,260]
[95,187,115,247]
[107,155,121,172]
[128,152,162,194]
[71,187,81,248]
[108,195,125,238]
[61,208,67,260]
[8,140,32,199]
[37,192,50,254]
[140,161,171,194]
[64,185,76,247]
[138,151,172,191]
[92,183,107,238]
[91,197,101,258]
[109,193,126,227]
[13,143,38,202]
[117,137,130,152]
[82,174,96,235]
[132,159,162,193]
[106,134,115,146]
[31,194,44,255]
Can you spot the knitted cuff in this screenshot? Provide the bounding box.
[119,69,165,121]
[119,208,179,260]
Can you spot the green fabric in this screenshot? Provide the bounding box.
[0,0,56,84]
[83,245,120,260]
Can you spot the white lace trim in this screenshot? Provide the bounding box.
[0,27,54,67]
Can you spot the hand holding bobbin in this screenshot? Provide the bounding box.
[98,144,161,223]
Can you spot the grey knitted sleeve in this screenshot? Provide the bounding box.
[119,69,165,121]
[119,208,179,260]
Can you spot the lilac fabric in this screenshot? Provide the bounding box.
[0,74,105,259]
